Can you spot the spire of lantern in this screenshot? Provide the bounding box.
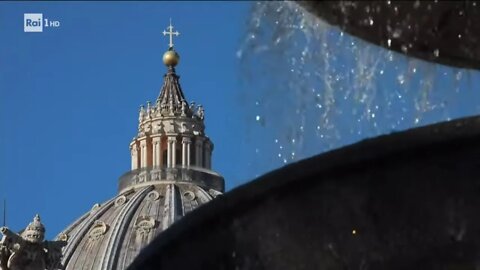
[155,20,186,115]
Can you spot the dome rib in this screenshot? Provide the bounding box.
[103,186,153,270]
[61,198,116,266]
[162,184,181,230]
[118,193,152,268]
[195,186,214,203]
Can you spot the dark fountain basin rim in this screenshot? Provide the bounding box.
[129,115,480,268]
[296,1,480,70]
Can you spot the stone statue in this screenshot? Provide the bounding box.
[146,101,152,119]
[181,101,187,116]
[0,215,67,270]
[138,106,145,133]
[138,105,145,123]
[189,101,196,114]
[197,105,205,120]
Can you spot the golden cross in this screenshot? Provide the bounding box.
[162,19,180,48]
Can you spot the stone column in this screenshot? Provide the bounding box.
[186,138,191,166]
[182,137,187,166]
[131,142,139,170]
[195,138,203,167]
[140,140,147,168]
[182,137,192,167]
[167,136,177,168]
[172,137,177,168]
[167,137,172,168]
[152,136,161,167]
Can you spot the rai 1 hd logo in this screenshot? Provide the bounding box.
[24,13,60,32]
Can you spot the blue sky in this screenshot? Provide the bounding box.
[0,1,253,237]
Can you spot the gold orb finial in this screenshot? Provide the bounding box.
[163,49,180,67]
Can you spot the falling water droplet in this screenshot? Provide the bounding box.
[456,71,462,81]
[388,52,394,61]
[237,1,479,179]
[392,29,402,38]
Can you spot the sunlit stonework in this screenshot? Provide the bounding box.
[53,22,225,269]
[0,215,66,270]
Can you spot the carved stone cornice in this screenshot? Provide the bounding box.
[118,167,224,194]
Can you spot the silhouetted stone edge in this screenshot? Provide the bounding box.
[297,1,480,70]
[128,115,480,269]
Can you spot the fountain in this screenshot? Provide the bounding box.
[130,115,480,269]
[237,1,480,178]
[129,1,480,269]
[297,1,480,70]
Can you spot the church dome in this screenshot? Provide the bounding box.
[57,167,223,269]
[56,22,225,270]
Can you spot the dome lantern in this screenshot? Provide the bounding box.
[57,21,224,269]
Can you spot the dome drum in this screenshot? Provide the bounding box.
[118,166,225,194]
